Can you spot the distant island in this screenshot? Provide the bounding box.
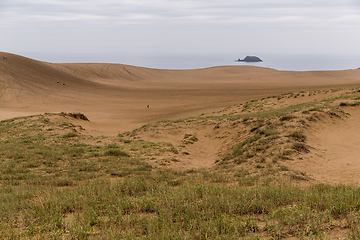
[236,56,263,62]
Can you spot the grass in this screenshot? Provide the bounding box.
[5,176,360,239]
[3,88,360,238]
[221,116,307,165]
[215,88,357,168]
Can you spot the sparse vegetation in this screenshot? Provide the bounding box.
[3,88,360,238]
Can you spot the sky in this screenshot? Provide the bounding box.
[0,0,360,56]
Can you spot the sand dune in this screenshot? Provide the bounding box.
[1,52,360,135]
[3,52,360,239]
[2,52,360,185]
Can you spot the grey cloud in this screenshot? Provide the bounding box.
[1,0,358,34]
[3,0,358,23]
[1,0,359,55]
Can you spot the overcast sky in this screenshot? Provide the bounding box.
[0,0,360,56]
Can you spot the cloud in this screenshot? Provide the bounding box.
[1,0,359,55]
[2,0,359,26]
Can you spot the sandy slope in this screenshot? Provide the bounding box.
[291,107,360,185]
[121,88,360,186]
[1,52,360,135]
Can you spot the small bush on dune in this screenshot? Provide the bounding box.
[291,142,309,152]
[340,101,360,107]
[61,132,78,138]
[104,149,130,157]
[288,131,306,142]
[280,115,295,121]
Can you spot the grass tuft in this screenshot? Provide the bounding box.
[104,149,130,157]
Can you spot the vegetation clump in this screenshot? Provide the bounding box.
[288,131,307,142]
[340,101,360,107]
[104,149,130,157]
[291,142,310,153]
[61,132,78,138]
[183,133,198,144]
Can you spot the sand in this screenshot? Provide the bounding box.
[1,52,360,134]
[290,107,360,185]
[2,51,360,184]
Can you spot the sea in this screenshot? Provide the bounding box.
[22,53,360,71]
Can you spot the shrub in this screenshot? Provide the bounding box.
[288,131,306,142]
[279,165,289,171]
[104,149,130,157]
[339,101,360,107]
[170,146,179,154]
[61,132,78,138]
[291,142,309,152]
[280,115,295,121]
